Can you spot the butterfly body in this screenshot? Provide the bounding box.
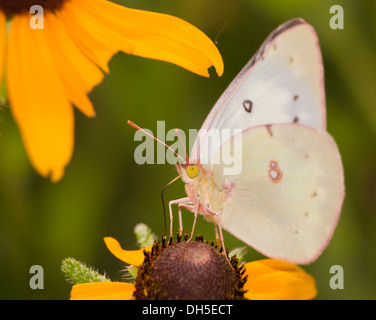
[176,163,230,225]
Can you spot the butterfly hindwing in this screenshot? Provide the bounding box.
[211,124,344,264]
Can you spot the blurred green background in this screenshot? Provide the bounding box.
[0,0,375,299]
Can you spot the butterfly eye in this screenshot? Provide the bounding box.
[187,165,199,179]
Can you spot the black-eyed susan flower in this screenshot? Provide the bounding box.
[66,235,317,300]
[0,0,224,181]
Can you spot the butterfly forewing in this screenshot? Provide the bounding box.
[191,18,325,165]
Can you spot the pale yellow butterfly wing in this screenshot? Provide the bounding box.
[211,124,344,264]
[190,18,325,165]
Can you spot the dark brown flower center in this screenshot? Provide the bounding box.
[0,0,67,15]
[133,235,247,300]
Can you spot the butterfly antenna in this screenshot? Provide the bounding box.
[127,120,185,163]
[128,120,185,234]
[175,128,189,164]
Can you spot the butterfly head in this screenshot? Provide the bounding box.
[176,163,201,183]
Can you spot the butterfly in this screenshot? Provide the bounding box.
[130,18,345,265]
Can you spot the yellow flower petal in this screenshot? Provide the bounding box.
[243,259,317,300]
[6,1,224,182]
[7,14,74,182]
[62,0,223,77]
[57,0,133,73]
[43,11,104,117]
[70,282,134,300]
[0,11,6,89]
[104,237,152,266]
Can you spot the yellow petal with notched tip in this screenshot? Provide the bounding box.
[61,0,223,77]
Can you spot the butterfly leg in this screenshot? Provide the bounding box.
[178,203,195,235]
[187,197,200,241]
[206,207,232,267]
[212,222,219,241]
[169,197,191,238]
[178,204,184,234]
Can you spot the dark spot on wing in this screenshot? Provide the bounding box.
[243,100,253,113]
[266,125,273,137]
[293,116,299,123]
[293,95,299,101]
